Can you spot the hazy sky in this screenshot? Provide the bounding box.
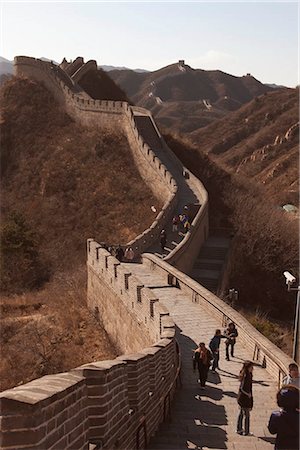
[1,1,298,87]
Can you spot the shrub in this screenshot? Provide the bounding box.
[0,212,50,293]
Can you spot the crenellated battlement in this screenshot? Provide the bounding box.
[1,56,292,450]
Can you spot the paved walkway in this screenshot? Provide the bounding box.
[123,264,277,450]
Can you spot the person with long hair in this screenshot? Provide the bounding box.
[236,361,254,436]
[193,342,213,389]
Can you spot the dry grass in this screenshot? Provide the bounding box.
[189,88,299,205]
[1,77,160,284]
[164,132,298,323]
[0,268,118,391]
[0,76,161,390]
[243,308,293,356]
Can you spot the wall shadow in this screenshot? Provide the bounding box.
[155,329,229,449]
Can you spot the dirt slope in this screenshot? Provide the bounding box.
[189,88,299,205]
[1,77,160,279]
[0,76,160,390]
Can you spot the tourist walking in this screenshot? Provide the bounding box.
[193,342,212,389]
[224,322,238,360]
[282,363,300,388]
[268,384,299,449]
[172,215,179,232]
[209,329,226,372]
[236,361,253,436]
[160,230,167,253]
[124,247,135,262]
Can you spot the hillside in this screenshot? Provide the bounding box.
[109,61,276,132]
[0,76,160,390]
[189,88,299,206]
[78,68,129,101]
[164,133,298,331]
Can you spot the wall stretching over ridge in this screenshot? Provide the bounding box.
[14,56,183,256]
[0,56,187,449]
[3,56,291,450]
[14,56,209,263]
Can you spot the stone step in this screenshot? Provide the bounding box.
[123,262,276,450]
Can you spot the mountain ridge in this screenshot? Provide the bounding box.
[109,61,279,133]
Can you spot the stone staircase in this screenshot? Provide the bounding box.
[134,115,163,150]
[190,235,231,293]
[122,263,276,450]
[132,110,201,260]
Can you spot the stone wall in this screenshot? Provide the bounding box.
[0,55,292,450]
[14,56,180,256]
[142,254,291,386]
[165,169,209,273]
[0,339,179,450]
[72,60,97,84]
[0,242,179,450]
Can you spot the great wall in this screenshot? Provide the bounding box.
[0,57,294,450]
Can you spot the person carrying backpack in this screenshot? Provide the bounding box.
[193,342,213,389]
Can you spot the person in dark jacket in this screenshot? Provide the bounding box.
[193,342,212,388]
[209,329,226,372]
[224,322,238,360]
[268,385,299,449]
[236,361,254,436]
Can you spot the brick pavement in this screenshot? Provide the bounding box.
[124,264,277,450]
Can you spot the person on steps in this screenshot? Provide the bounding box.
[209,329,226,372]
[160,230,167,253]
[172,215,179,232]
[224,322,238,360]
[193,342,212,389]
[268,384,299,450]
[236,361,254,436]
[282,363,300,388]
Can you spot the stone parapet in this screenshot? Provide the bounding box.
[14,56,179,256]
[142,253,292,385]
[0,373,89,449]
[0,243,178,450]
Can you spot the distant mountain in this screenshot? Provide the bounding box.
[0,57,13,76]
[109,61,281,133]
[265,83,287,89]
[100,65,148,73]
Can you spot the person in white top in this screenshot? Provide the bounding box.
[282,363,300,388]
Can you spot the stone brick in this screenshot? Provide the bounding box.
[67,423,84,445]
[0,427,45,447]
[44,423,64,448]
